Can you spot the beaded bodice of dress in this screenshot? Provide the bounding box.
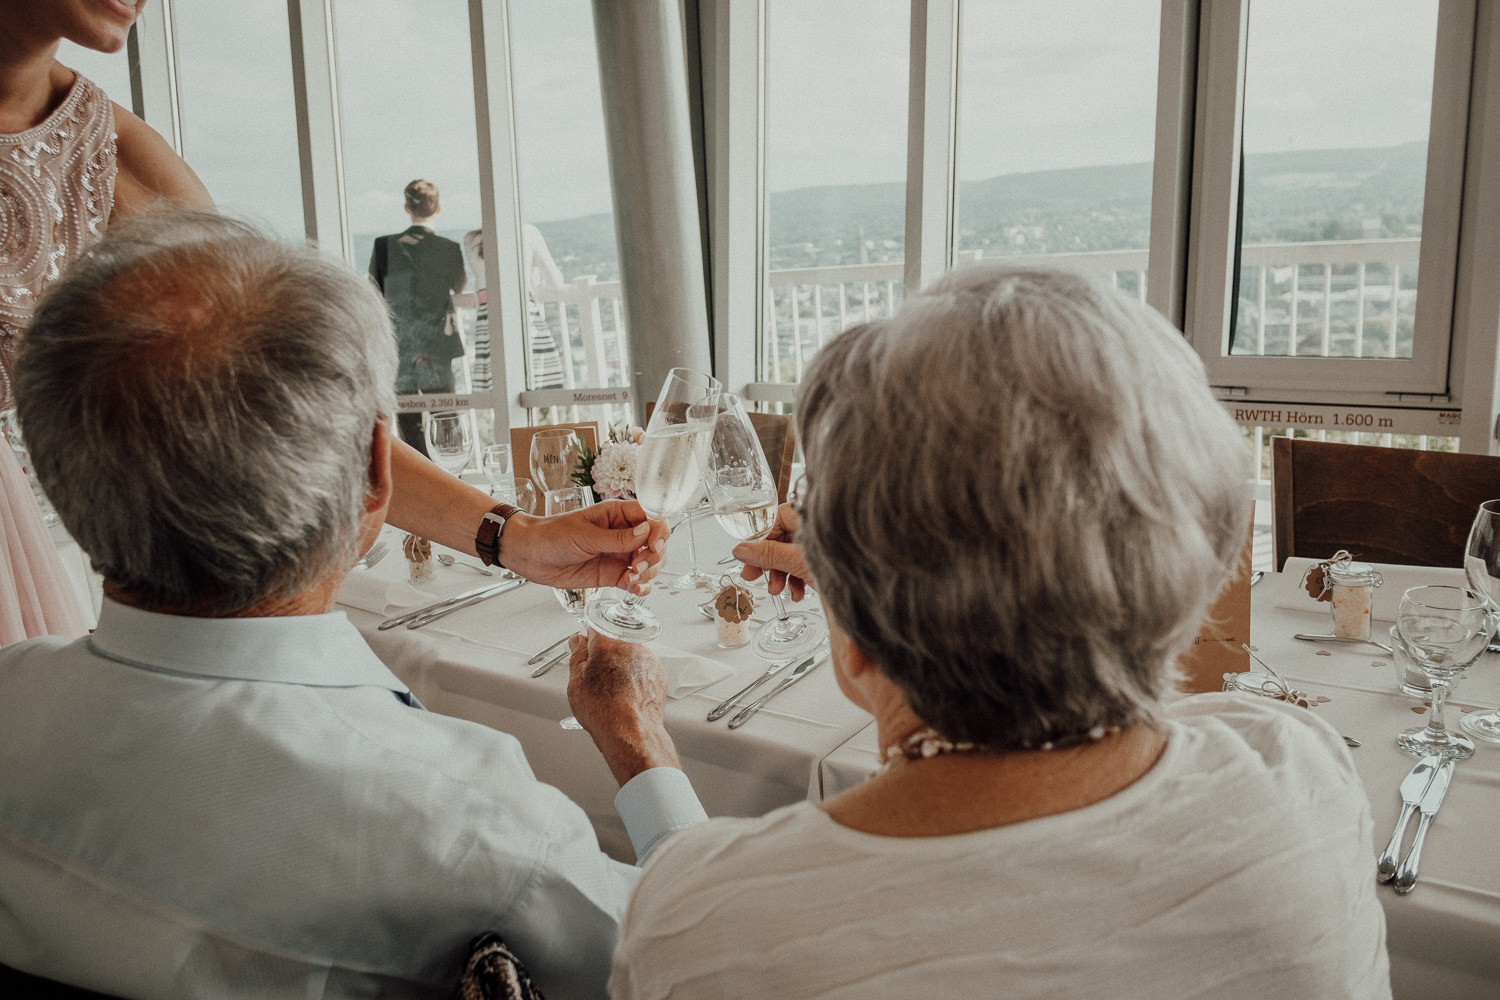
[0,74,117,411]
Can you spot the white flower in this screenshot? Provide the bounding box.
[591,441,639,499]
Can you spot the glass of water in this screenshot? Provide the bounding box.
[545,485,595,630]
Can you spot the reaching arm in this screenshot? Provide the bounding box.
[385,439,668,591]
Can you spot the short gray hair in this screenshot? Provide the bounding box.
[797,264,1250,749]
[17,212,398,615]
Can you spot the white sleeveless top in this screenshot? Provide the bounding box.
[0,73,117,410]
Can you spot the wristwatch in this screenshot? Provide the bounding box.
[475,503,522,567]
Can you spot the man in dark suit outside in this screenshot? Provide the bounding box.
[369,179,467,457]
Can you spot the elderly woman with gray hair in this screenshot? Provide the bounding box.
[607,265,1389,998]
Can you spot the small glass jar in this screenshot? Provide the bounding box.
[1328,561,1381,640]
[713,577,754,649]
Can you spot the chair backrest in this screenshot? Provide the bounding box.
[747,411,796,504]
[1271,437,1500,570]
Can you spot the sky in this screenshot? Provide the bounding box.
[58,0,1439,240]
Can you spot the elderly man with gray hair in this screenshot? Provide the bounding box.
[0,213,704,999]
[610,264,1391,999]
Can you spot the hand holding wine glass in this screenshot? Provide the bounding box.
[703,394,825,660]
[1460,498,1500,743]
[1394,584,1492,759]
[584,368,720,642]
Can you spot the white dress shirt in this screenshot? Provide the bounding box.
[0,598,704,999]
[611,695,1390,1000]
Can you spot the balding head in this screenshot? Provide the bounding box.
[16,212,398,615]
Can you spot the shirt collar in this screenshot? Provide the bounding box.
[88,598,411,697]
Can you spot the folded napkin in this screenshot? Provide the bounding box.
[652,643,735,699]
[1274,557,1468,622]
[336,570,437,615]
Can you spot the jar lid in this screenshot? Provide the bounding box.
[1328,560,1381,587]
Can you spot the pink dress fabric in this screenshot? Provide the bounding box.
[0,73,115,643]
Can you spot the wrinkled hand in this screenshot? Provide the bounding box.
[566,632,679,786]
[503,500,669,593]
[734,503,814,601]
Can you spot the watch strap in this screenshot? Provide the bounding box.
[476,503,521,567]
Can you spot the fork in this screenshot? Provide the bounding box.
[358,540,390,569]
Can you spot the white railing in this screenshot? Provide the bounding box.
[517,237,1427,414]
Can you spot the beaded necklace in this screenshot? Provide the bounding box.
[877,723,1121,772]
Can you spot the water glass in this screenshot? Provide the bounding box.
[481,444,514,497]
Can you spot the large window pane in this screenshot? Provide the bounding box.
[509,0,630,424]
[174,0,302,240]
[762,0,909,387]
[955,0,1160,298]
[1232,0,1437,359]
[334,0,483,459]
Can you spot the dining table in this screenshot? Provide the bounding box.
[341,531,1500,999]
[338,517,872,863]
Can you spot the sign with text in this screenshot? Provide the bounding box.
[396,394,473,412]
[1222,401,1460,437]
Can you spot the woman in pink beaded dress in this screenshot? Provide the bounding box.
[0,0,213,643]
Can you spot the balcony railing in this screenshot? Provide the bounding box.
[502,237,1424,416]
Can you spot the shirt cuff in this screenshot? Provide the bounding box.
[615,767,707,864]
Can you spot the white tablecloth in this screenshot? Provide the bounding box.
[818,569,1500,999]
[340,521,872,862]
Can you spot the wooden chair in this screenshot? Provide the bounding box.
[747,411,796,504]
[1271,437,1500,570]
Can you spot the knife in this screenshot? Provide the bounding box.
[707,655,806,722]
[727,653,829,729]
[1392,757,1455,895]
[378,581,515,630]
[1376,754,1442,883]
[401,579,527,630]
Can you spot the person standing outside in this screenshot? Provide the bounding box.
[369,179,468,457]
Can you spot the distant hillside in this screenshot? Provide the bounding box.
[365,142,1428,282]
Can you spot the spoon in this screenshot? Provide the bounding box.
[438,554,493,576]
[1293,633,1392,654]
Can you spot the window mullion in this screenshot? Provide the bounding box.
[904,0,959,294]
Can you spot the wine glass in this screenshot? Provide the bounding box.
[425,411,473,476]
[545,486,595,632]
[671,499,716,590]
[585,368,720,642]
[702,393,826,660]
[1460,499,1500,743]
[481,444,514,496]
[530,428,580,493]
[1394,585,1493,760]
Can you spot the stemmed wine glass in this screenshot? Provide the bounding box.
[1460,498,1500,743]
[702,393,826,659]
[545,486,596,632]
[1394,584,1493,760]
[585,368,720,642]
[530,428,580,494]
[425,411,473,476]
[481,444,514,496]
